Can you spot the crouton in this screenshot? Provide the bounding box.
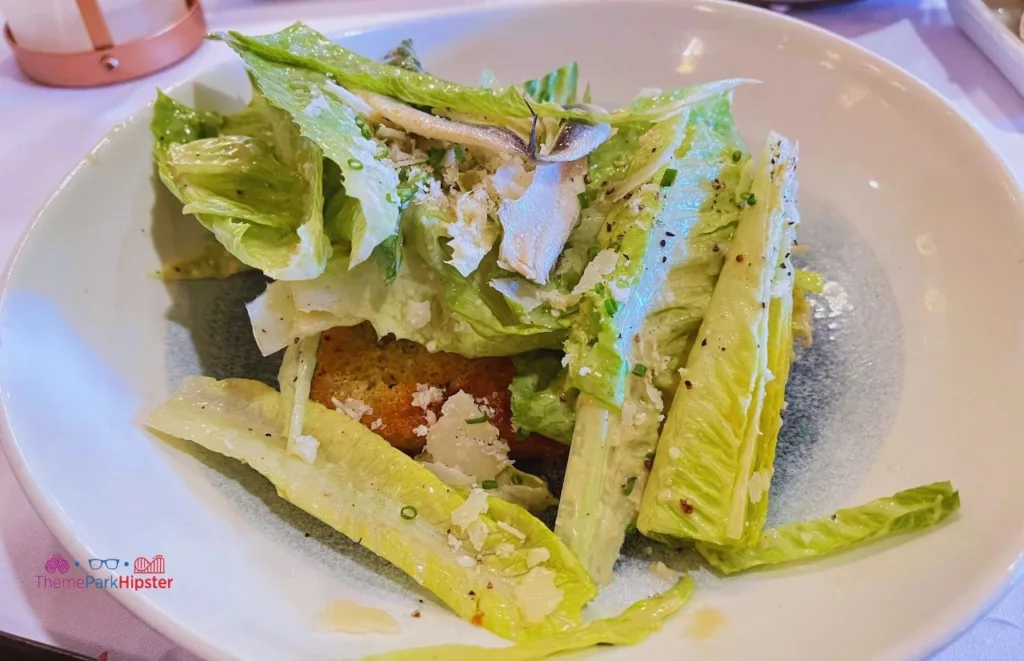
[309,323,568,461]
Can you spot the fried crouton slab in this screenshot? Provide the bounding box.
[310,324,568,461]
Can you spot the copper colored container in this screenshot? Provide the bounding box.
[3,0,207,88]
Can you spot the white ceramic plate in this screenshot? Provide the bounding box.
[3,1,1023,659]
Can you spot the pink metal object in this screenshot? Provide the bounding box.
[3,0,207,88]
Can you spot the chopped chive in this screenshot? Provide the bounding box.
[515,427,529,439]
[632,363,648,377]
[659,168,678,187]
[465,415,488,424]
[731,150,742,163]
[385,191,399,205]
[355,116,374,140]
[603,298,619,316]
[347,158,364,170]
[746,192,757,206]
[481,479,499,490]
[644,451,655,470]
[510,473,524,486]
[400,505,418,520]
[622,475,638,496]
[587,245,601,259]
[594,282,606,295]
[625,522,637,535]
[454,145,466,162]
[428,147,445,166]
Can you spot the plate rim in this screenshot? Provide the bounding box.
[1,1,1021,659]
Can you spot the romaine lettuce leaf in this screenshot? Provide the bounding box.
[555,96,749,583]
[363,576,695,661]
[215,24,749,125]
[740,172,800,545]
[509,352,576,445]
[147,377,597,641]
[696,482,960,574]
[562,113,692,407]
[523,62,579,106]
[383,38,423,73]
[277,332,320,462]
[637,133,798,546]
[227,46,401,270]
[247,213,564,358]
[795,268,824,294]
[418,459,558,514]
[152,90,330,280]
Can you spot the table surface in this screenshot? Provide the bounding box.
[0,0,1022,658]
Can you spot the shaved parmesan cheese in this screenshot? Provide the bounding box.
[412,384,444,410]
[495,542,516,558]
[649,561,676,581]
[526,548,550,568]
[571,249,618,296]
[452,488,490,531]
[514,567,563,623]
[448,186,499,276]
[291,434,319,464]
[425,391,511,480]
[406,300,431,330]
[332,397,373,421]
[496,521,526,541]
[467,519,489,551]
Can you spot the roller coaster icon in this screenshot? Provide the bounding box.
[132,554,166,574]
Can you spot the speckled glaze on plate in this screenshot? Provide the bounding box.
[1,1,1023,660]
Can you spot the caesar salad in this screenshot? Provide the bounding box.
[146,24,959,659]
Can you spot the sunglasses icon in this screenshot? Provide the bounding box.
[88,558,120,570]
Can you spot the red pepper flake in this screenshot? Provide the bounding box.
[411,609,421,618]
[471,611,485,626]
[684,380,693,390]
[712,244,720,253]
[680,499,694,514]
[736,254,745,263]
[486,582,494,589]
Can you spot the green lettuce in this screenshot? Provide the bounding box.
[227,45,402,271]
[555,96,748,583]
[277,332,320,460]
[562,114,691,407]
[418,459,558,514]
[363,576,695,661]
[509,352,577,445]
[214,24,749,125]
[523,62,579,105]
[152,90,330,280]
[382,38,423,73]
[696,482,960,574]
[637,133,798,546]
[148,377,597,641]
[740,182,800,544]
[247,206,564,358]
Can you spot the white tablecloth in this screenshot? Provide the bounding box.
[0,0,1022,658]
